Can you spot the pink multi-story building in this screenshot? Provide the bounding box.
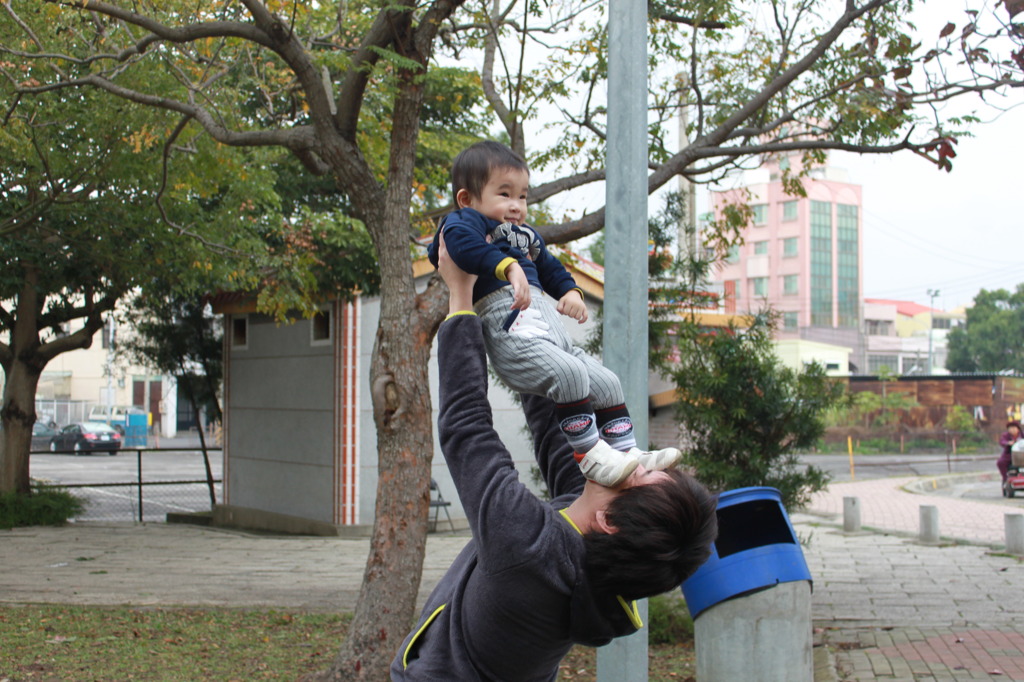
[710,154,864,337]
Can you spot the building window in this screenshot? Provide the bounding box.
[752,277,768,297]
[867,354,898,374]
[902,356,926,374]
[810,200,833,327]
[311,307,332,345]
[783,311,799,329]
[751,204,768,225]
[783,275,798,296]
[782,200,798,222]
[725,245,740,264]
[932,317,952,330]
[836,204,859,328]
[865,319,894,336]
[231,316,248,350]
[782,237,798,258]
[754,241,768,255]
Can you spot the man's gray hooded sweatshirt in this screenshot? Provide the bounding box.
[390,314,641,681]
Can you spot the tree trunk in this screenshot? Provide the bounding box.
[311,225,448,681]
[0,361,42,495]
[0,265,113,495]
[303,7,458,677]
[310,103,450,682]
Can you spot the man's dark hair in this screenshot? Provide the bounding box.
[583,470,718,600]
[451,140,530,204]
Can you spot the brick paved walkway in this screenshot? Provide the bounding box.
[824,627,1024,681]
[808,475,1020,545]
[804,475,1024,681]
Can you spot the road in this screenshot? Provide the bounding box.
[29,446,223,523]
[802,452,1007,502]
[27,446,1005,521]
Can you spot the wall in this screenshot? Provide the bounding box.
[224,310,338,524]
[845,375,1024,435]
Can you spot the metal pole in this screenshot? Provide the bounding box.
[926,288,939,374]
[599,0,649,680]
[137,449,144,523]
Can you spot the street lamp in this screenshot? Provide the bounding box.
[927,288,940,374]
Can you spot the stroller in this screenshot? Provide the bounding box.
[1004,439,1024,498]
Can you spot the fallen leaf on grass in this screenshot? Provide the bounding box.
[45,636,76,644]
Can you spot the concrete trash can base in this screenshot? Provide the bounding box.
[695,581,812,682]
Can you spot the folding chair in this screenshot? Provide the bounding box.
[429,478,455,532]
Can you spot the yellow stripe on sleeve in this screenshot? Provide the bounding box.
[494,257,516,281]
[402,604,447,669]
[444,310,478,321]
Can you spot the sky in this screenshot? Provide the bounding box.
[699,3,1024,313]
[832,105,1024,311]
[511,3,1023,313]
[685,3,1024,313]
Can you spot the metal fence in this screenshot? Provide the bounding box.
[34,447,222,524]
[35,398,93,426]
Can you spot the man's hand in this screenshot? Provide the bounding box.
[505,262,532,311]
[438,231,478,316]
[557,290,588,323]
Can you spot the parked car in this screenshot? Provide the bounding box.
[49,421,122,455]
[31,421,59,452]
[87,405,146,434]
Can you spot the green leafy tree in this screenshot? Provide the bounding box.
[0,83,275,495]
[946,285,1024,374]
[119,296,225,506]
[5,1,1023,678]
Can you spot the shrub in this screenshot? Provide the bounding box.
[668,311,843,510]
[649,594,695,645]
[945,405,976,433]
[0,486,85,529]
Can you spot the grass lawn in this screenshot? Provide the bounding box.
[0,605,696,681]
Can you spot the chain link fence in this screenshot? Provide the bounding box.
[34,398,93,427]
[34,448,222,523]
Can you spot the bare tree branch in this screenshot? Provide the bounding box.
[336,6,412,140]
[36,289,124,364]
[649,1,728,30]
[16,73,316,150]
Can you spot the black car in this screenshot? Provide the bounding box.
[32,422,59,451]
[49,421,122,455]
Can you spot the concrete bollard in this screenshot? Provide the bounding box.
[920,505,940,544]
[1006,514,1024,555]
[843,496,861,533]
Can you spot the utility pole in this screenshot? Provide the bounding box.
[677,72,697,263]
[927,288,940,374]
[599,0,649,680]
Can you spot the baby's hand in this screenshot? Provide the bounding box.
[557,290,588,323]
[506,263,532,311]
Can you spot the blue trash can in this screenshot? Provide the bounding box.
[682,486,811,618]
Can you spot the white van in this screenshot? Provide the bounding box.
[87,405,146,433]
